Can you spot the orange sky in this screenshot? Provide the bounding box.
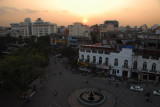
[0,0,160,27]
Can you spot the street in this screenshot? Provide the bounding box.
[3,56,159,107]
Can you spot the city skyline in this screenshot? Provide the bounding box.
[0,0,160,27]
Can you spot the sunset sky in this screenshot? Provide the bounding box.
[0,0,160,27]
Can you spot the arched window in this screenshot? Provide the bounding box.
[93,56,96,64]
[143,62,147,70]
[124,60,128,68]
[114,59,118,66]
[99,57,102,65]
[81,55,84,61]
[152,63,156,71]
[87,55,90,63]
[105,57,109,66]
[133,61,137,69]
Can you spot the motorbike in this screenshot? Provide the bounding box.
[53,90,57,96]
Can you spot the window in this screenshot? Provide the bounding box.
[124,60,128,68]
[114,59,118,66]
[152,63,156,71]
[112,69,116,74]
[93,56,96,64]
[99,57,102,65]
[81,55,84,61]
[117,70,119,73]
[133,61,137,69]
[86,55,90,63]
[105,57,109,66]
[143,62,147,70]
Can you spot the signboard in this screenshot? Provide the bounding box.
[77,62,88,67]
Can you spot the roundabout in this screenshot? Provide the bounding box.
[68,88,116,107]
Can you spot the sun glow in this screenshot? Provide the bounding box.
[83,18,88,23]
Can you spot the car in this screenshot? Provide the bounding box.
[107,76,116,82]
[130,85,143,92]
[56,54,62,58]
[153,90,160,95]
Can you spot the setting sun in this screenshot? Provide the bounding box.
[83,19,88,23]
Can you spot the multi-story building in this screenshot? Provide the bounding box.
[10,18,32,37]
[32,18,57,37]
[68,22,90,38]
[100,20,120,46]
[10,18,57,37]
[77,44,160,82]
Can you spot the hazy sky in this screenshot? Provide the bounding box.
[0,0,160,27]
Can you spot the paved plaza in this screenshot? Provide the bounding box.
[0,56,160,107]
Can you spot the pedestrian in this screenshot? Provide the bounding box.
[116,83,118,88]
[60,72,61,75]
[109,80,111,85]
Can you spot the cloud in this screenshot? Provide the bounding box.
[0,7,41,14]
[0,7,21,14]
[23,9,39,13]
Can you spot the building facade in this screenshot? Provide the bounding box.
[68,22,90,38]
[10,18,57,37]
[10,18,32,37]
[77,45,160,82]
[32,18,57,37]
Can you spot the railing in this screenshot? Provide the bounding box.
[85,60,90,63]
[78,59,84,62]
[98,51,103,54]
[97,62,102,65]
[149,70,157,73]
[151,56,159,60]
[122,65,129,68]
[86,50,91,53]
[92,50,97,53]
[142,56,150,59]
[141,68,148,71]
[103,63,108,66]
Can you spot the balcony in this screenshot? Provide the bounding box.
[92,50,97,53]
[149,70,157,73]
[103,63,109,66]
[97,62,102,65]
[141,68,148,72]
[86,50,91,53]
[91,61,96,64]
[98,51,103,54]
[78,59,84,63]
[142,56,150,59]
[151,56,159,60]
[122,65,129,68]
[131,69,139,72]
[85,60,90,63]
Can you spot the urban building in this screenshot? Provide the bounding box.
[100,20,120,46]
[68,22,90,38]
[10,18,57,37]
[77,44,160,82]
[10,18,32,37]
[32,18,57,37]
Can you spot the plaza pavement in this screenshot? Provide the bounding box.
[1,56,160,107]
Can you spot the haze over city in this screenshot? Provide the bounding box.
[0,0,160,27]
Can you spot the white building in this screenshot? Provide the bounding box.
[10,18,32,37]
[32,18,57,37]
[68,22,90,38]
[77,45,160,81]
[10,18,57,37]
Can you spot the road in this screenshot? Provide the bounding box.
[22,56,160,107]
